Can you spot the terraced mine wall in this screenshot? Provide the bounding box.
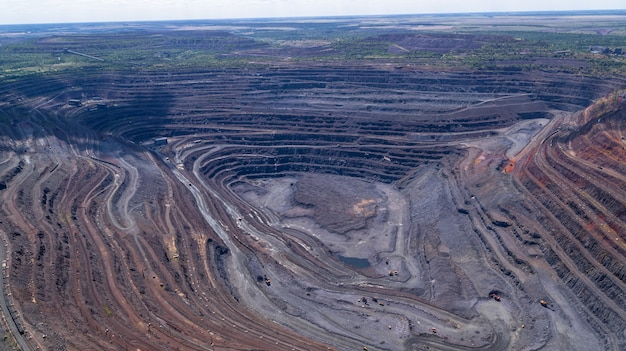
[515,105,626,349]
[0,26,625,351]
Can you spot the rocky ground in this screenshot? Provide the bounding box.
[0,14,625,351]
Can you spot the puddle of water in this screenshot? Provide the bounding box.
[339,255,371,268]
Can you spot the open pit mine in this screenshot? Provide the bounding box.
[0,13,625,351]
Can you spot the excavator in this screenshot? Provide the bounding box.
[489,292,501,302]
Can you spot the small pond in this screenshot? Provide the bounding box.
[338,255,371,268]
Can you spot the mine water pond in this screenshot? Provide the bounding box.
[338,255,371,268]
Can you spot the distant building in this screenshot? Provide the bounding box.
[590,46,604,54]
[154,137,168,146]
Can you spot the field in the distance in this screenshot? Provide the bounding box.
[0,11,625,351]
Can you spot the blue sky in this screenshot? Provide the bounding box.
[1,0,624,25]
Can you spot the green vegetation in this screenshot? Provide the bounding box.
[1,13,625,79]
[102,303,114,317]
[1,333,18,348]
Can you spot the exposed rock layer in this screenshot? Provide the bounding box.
[0,30,625,351]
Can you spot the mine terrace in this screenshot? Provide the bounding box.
[0,11,626,351]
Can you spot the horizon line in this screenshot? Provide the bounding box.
[1,8,625,27]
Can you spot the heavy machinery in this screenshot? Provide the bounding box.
[489,292,501,301]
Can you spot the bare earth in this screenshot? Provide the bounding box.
[0,15,626,351]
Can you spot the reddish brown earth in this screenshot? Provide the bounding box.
[0,27,625,351]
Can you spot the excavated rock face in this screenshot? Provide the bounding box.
[1,20,626,351]
[514,104,626,345]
